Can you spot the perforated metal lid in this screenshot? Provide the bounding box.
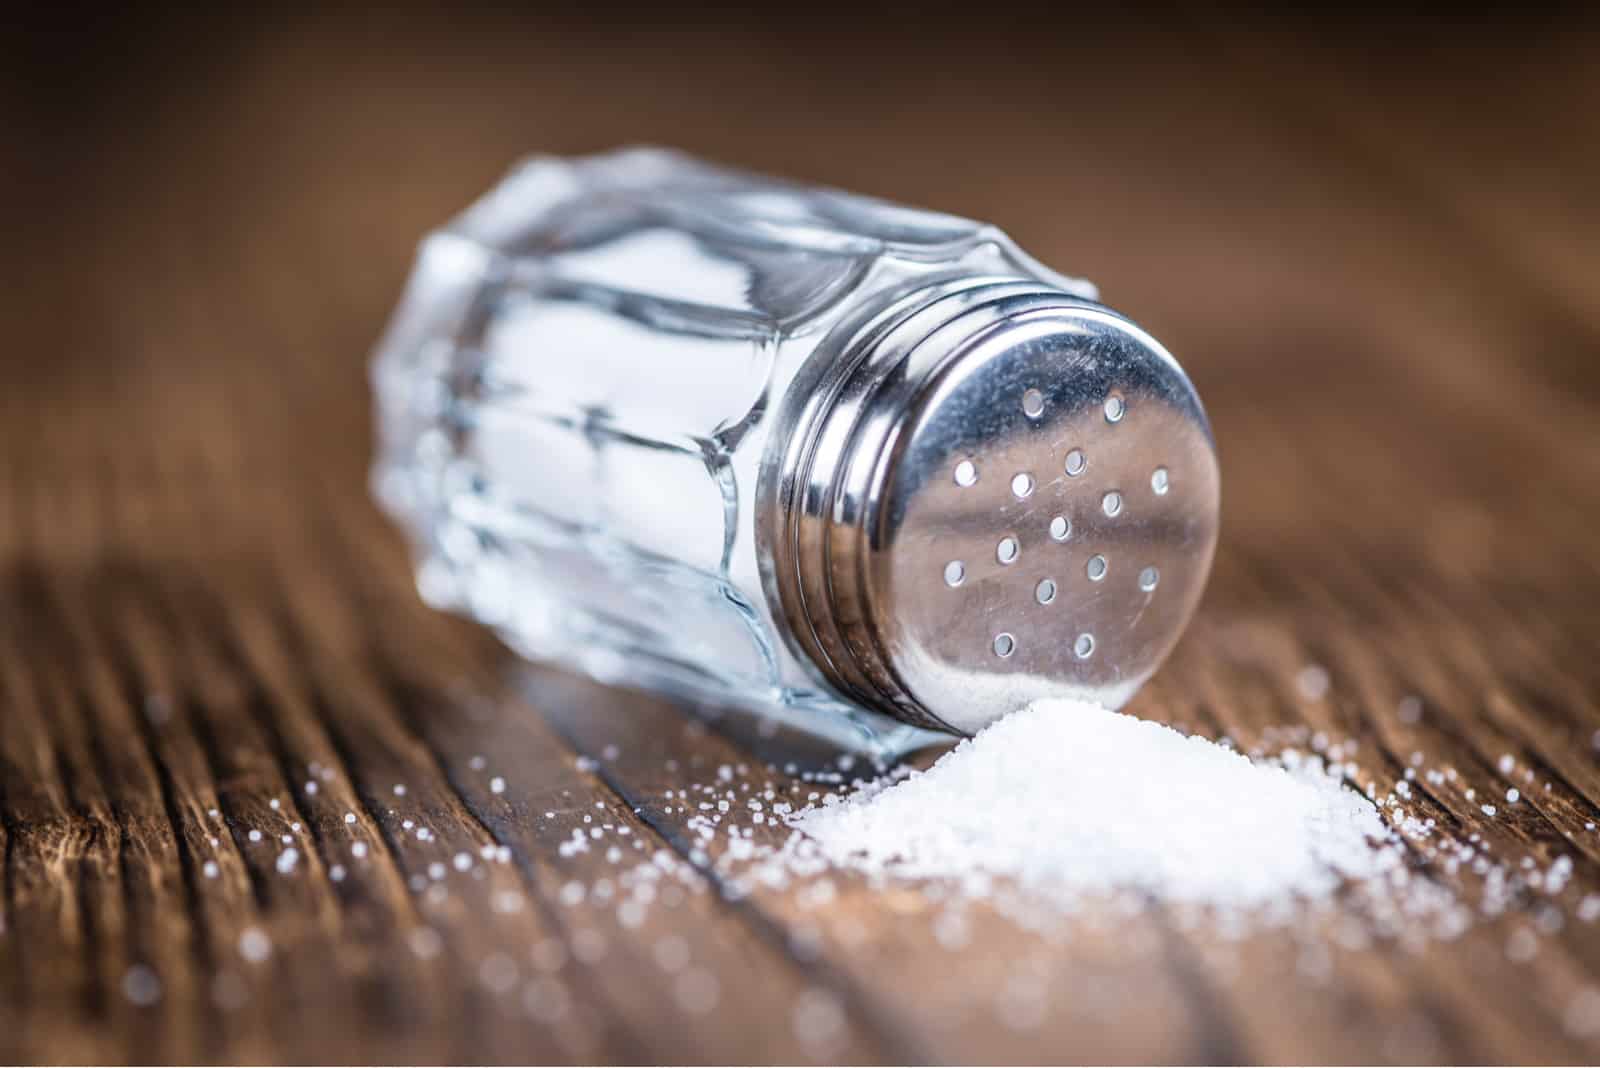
[758,276,1220,736]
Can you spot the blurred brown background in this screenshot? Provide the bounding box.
[2,7,1600,1064]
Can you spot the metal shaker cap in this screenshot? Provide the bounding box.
[758,275,1220,736]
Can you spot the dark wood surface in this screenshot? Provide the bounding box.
[4,12,1600,1063]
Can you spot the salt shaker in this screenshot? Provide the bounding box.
[372,148,1219,755]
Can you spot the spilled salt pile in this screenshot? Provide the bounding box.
[777,698,1403,910]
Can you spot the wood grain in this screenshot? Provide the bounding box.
[3,11,1599,1063]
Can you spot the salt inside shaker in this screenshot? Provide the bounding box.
[372,148,1219,755]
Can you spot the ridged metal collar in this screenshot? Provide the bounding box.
[757,275,1220,735]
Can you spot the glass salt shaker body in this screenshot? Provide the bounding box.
[373,148,1219,756]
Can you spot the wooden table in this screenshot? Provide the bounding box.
[4,12,1599,1063]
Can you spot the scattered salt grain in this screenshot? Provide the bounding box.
[122,964,162,1007]
[791,987,848,1052]
[1506,926,1538,963]
[1295,664,1330,701]
[1566,987,1600,1038]
[275,848,300,875]
[144,695,172,726]
[410,926,443,960]
[490,776,507,795]
[479,952,519,994]
[571,928,608,964]
[343,812,357,824]
[352,842,369,859]
[1506,788,1519,803]
[674,968,721,1014]
[246,829,262,843]
[238,927,272,963]
[203,860,220,879]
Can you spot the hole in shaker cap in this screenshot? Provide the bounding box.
[1104,394,1126,423]
[993,633,1016,658]
[1035,578,1057,605]
[953,459,978,487]
[1065,449,1086,477]
[944,561,966,587]
[1021,388,1045,419]
[1074,633,1096,659]
[1102,491,1123,518]
[1139,566,1160,592]
[1011,472,1035,499]
[1049,515,1070,541]
[997,536,1020,565]
[1151,467,1170,495]
[1086,554,1107,582]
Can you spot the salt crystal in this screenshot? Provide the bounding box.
[1497,754,1515,775]
[1295,665,1330,700]
[490,776,507,795]
[343,812,357,824]
[571,928,607,964]
[203,860,220,879]
[674,968,720,1014]
[479,952,519,994]
[239,927,272,963]
[1566,988,1600,1038]
[1506,927,1538,962]
[653,934,691,972]
[410,926,443,960]
[122,965,162,1007]
[791,987,848,1052]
